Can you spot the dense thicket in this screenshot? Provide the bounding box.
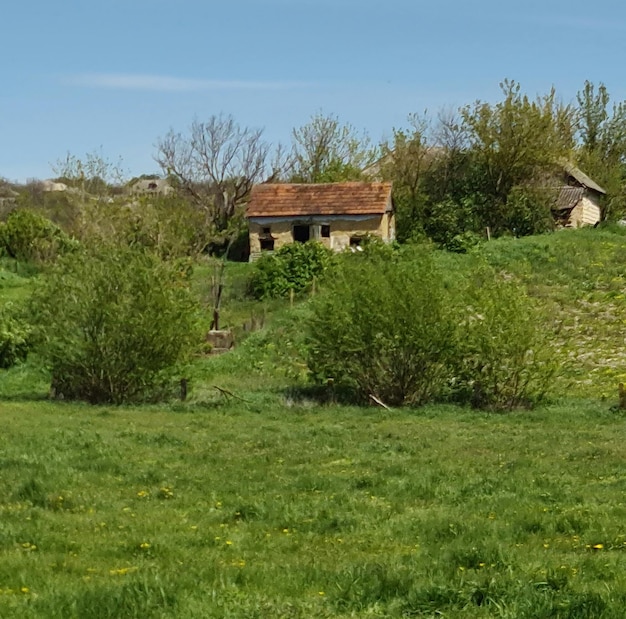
[29,246,201,404]
[247,241,335,299]
[306,250,555,410]
[381,80,626,245]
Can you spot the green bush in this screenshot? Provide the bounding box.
[305,253,557,410]
[0,209,76,262]
[30,246,201,404]
[306,250,457,406]
[77,196,213,258]
[247,241,335,299]
[0,304,32,368]
[453,266,557,410]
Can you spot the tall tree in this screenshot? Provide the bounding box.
[155,114,270,234]
[460,80,576,234]
[290,112,377,183]
[378,114,434,241]
[576,81,626,219]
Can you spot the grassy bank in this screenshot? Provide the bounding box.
[1,400,626,617]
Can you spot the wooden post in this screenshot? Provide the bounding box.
[486,227,491,241]
[619,383,626,409]
[180,378,188,402]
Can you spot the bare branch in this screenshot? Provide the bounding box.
[154,113,270,232]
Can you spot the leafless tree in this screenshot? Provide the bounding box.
[433,108,469,153]
[52,148,128,198]
[155,114,271,232]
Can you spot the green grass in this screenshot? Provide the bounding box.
[0,258,38,307]
[1,400,626,617]
[435,228,626,399]
[5,229,626,615]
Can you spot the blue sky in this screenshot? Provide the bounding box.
[2,0,626,182]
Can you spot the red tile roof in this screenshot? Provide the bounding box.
[246,182,393,218]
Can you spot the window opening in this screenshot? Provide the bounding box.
[293,225,310,243]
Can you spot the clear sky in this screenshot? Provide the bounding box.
[2,0,626,182]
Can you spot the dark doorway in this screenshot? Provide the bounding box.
[260,237,275,251]
[293,225,310,243]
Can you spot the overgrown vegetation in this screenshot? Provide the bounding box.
[0,209,76,263]
[306,249,555,410]
[0,304,32,369]
[29,246,201,404]
[247,240,335,299]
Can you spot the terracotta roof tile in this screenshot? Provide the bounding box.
[246,182,393,218]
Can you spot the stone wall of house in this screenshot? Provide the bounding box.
[249,214,393,256]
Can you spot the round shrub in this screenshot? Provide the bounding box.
[453,266,557,410]
[30,246,201,404]
[0,209,76,262]
[0,304,32,368]
[247,241,335,299]
[306,250,457,406]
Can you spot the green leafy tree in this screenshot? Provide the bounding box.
[30,246,201,404]
[379,115,433,241]
[575,81,626,219]
[290,112,377,183]
[461,80,575,234]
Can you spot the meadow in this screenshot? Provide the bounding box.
[2,228,626,617]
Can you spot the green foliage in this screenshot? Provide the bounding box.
[290,112,377,182]
[247,241,335,299]
[575,81,626,219]
[443,229,484,253]
[0,304,32,369]
[502,184,556,236]
[306,250,457,406]
[461,80,574,208]
[306,251,557,410]
[0,209,76,263]
[453,266,557,410]
[29,246,201,404]
[78,195,212,258]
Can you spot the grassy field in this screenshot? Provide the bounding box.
[3,228,626,616]
[1,399,626,618]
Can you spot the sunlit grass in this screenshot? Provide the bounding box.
[5,229,626,615]
[1,400,626,617]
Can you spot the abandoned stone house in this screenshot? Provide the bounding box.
[246,182,395,259]
[553,162,605,228]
